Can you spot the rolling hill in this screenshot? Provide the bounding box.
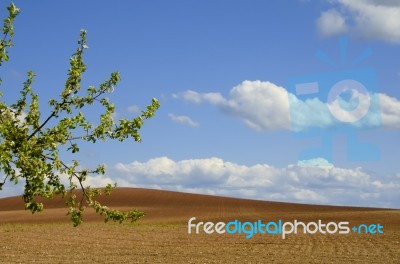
[0,188,398,227]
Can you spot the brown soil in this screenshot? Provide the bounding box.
[0,188,399,263]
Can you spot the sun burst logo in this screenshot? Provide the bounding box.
[287,37,381,164]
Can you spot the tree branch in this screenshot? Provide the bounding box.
[27,112,55,140]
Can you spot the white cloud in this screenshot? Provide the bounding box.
[298,158,333,168]
[176,81,291,131]
[177,90,226,105]
[317,9,348,36]
[126,105,140,113]
[293,189,322,202]
[319,0,400,43]
[379,93,400,128]
[175,80,400,131]
[168,113,199,127]
[112,156,400,208]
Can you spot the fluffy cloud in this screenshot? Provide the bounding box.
[379,93,400,129]
[168,113,199,127]
[318,0,400,43]
[176,81,291,131]
[317,9,348,36]
[175,80,400,131]
[112,156,399,208]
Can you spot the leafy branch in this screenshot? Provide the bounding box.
[0,3,159,226]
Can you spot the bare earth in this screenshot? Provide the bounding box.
[0,188,399,263]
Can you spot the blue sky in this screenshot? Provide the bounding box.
[1,0,399,208]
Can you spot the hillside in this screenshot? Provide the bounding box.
[0,188,397,226]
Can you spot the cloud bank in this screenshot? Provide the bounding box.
[318,0,400,43]
[174,80,400,131]
[2,157,398,208]
[111,156,399,208]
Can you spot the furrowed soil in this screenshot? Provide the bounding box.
[0,188,399,263]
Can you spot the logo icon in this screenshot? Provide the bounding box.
[287,38,381,164]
